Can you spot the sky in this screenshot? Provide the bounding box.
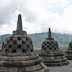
[0,0,72,35]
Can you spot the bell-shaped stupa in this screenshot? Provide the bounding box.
[65,41,72,60]
[0,14,49,72]
[39,28,69,66]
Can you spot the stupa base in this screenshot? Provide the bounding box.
[0,52,49,72]
[0,65,48,72]
[39,50,69,66]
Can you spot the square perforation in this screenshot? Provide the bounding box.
[18,37,21,40]
[47,42,49,44]
[9,45,12,48]
[31,49,33,52]
[26,38,29,41]
[22,41,26,44]
[5,49,8,52]
[54,48,57,50]
[17,45,21,48]
[44,48,46,50]
[22,49,26,52]
[12,49,16,53]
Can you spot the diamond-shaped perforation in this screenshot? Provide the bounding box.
[44,48,46,50]
[3,35,33,53]
[31,49,33,52]
[42,40,59,51]
[26,37,29,40]
[5,49,8,52]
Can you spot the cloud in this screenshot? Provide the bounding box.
[49,5,72,34]
[0,0,72,35]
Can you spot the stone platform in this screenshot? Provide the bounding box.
[0,53,48,72]
[48,60,72,72]
[39,50,69,66]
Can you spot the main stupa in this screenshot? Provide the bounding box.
[39,28,69,66]
[0,14,49,72]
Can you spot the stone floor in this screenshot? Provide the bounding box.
[48,60,72,72]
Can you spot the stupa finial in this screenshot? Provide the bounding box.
[17,14,23,31]
[13,14,27,35]
[48,28,51,38]
[46,28,54,40]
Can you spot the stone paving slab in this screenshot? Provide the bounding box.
[48,60,72,72]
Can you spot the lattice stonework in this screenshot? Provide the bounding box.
[0,14,49,72]
[39,28,69,66]
[42,40,59,51]
[65,41,72,60]
[2,35,33,53]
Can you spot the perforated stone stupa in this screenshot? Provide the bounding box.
[39,28,69,66]
[65,41,72,60]
[0,14,49,72]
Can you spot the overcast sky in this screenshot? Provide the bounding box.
[0,0,72,35]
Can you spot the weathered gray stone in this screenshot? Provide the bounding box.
[39,28,69,66]
[65,41,72,60]
[0,14,49,72]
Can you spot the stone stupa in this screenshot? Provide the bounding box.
[39,28,69,66]
[0,14,49,72]
[65,40,72,60]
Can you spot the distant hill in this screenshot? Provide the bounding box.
[0,32,72,51]
[29,32,72,48]
[0,34,11,48]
